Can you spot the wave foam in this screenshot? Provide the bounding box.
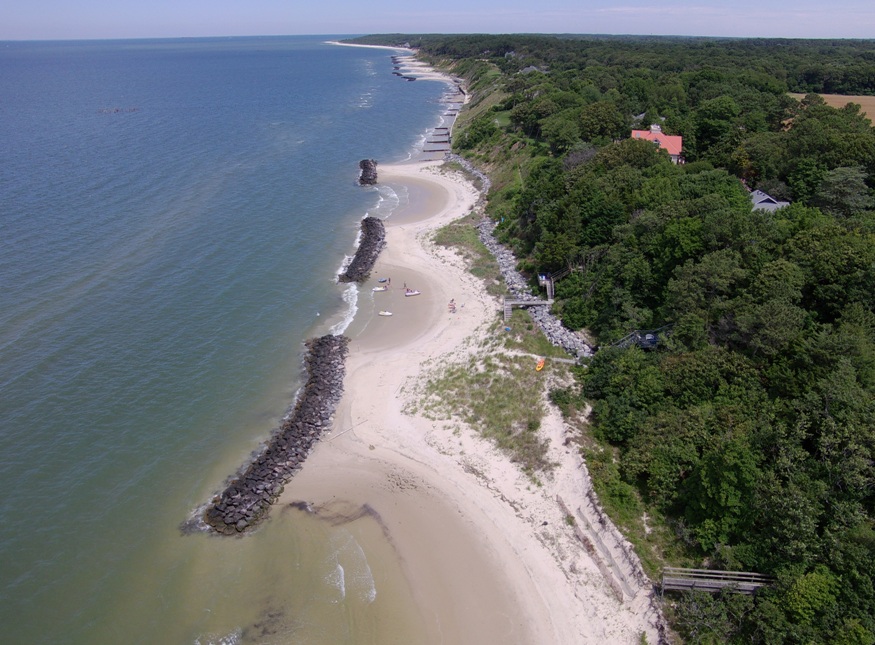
[325,562,346,603]
[194,627,242,645]
[329,532,377,604]
[328,283,358,336]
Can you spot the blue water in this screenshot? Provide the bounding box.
[0,36,452,644]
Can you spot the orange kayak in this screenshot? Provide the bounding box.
[536,358,545,371]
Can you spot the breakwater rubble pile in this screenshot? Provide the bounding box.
[358,159,378,185]
[338,216,386,283]
[447,155,591,358]
[444,155,592,358]
[477,215,594,360]
[445,153,491,197]
[203,334,350,535]
[390,55,418,81]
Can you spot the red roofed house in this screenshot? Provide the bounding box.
[630,124,684,164]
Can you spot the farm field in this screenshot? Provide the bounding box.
[789,92,875,120]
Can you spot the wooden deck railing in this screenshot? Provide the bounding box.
[662,568,773,595]
[502,297,554,321]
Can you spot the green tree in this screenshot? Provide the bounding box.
[786,223,875,322]
[782,566,839,626]
[682,438,760,551]
[456,113,498,150]
[578,100,628,143]
[541,111,581,155]
[664,249,748,335]
[812,166,875,218]
[693,95,742,163]
[787,157,827,203]
[584,347,665,442]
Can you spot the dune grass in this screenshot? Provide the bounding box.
[410,350,551,473]
[433,214,505,297]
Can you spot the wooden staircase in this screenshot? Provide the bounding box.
[503,297,554,322]
[662,568,773,595]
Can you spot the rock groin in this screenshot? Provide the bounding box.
[203,334,350,535]
[358,158,378,185]
[338,216,386,283]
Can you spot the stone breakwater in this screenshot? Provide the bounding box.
[445,153,491,197]
[203,334,350,535]
[358,158,378,185]
[338,216,386,283]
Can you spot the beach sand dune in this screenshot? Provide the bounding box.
[279,160,662,643]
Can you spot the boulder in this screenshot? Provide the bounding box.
[358,159,378,185]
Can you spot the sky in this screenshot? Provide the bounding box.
[2,0,874,41]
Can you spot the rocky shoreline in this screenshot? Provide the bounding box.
[445,154,594,359]
[338,216,386,283]
[197,160,391,535]
[198,153,590,536]
[478,218,594,359]
[202,334,349,535]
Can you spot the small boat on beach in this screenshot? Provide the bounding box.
[378,310,393,316]
[404,289,421,297]
[372,286,388,292]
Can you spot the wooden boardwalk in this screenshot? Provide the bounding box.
[662,568,772,595]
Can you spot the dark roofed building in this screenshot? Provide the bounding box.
[750,189,790,212]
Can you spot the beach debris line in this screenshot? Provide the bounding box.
[202,334,350,535]
[358,158,378,185]
[338,216,386,283]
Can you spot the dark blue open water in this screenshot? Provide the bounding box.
[0,36,452,644]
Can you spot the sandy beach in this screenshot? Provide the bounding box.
[271,44,663,643]
[277,157,662,643]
